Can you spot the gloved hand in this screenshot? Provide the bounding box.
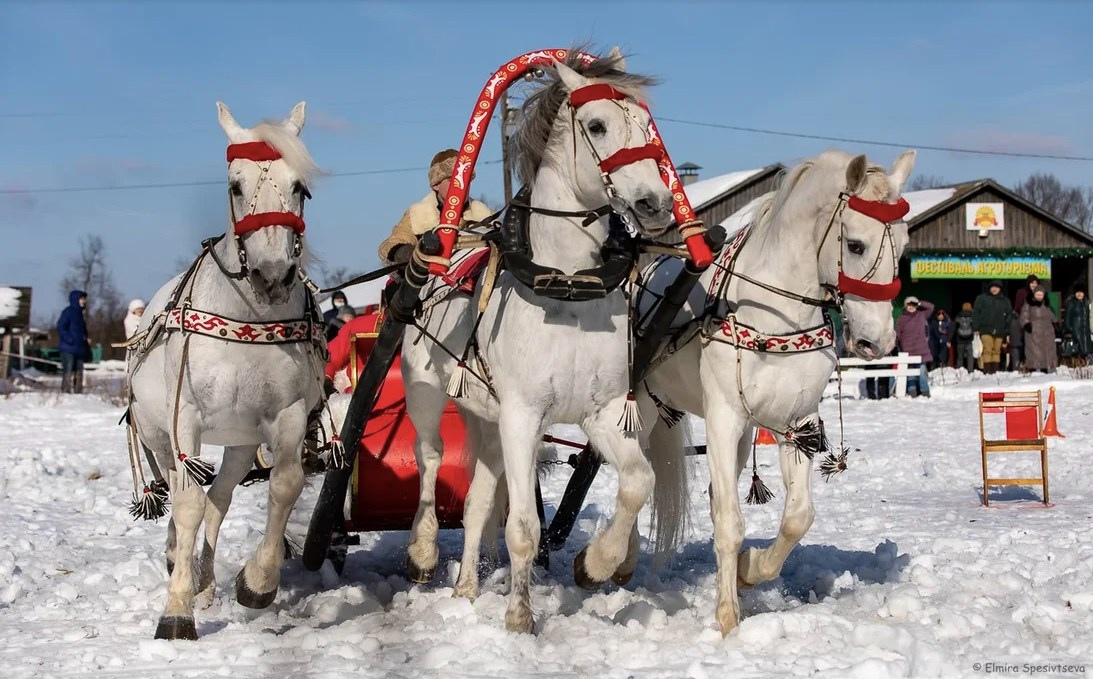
[389,244,412,265]
[1023,322,1032,334]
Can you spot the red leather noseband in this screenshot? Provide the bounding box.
[838,272,901,302]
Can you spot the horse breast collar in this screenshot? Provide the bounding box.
[163,307,322,345]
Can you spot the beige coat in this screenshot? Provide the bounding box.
[378,194,493,263]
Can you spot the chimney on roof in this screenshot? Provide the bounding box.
[678,162,701,186]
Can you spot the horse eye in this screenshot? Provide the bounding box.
[587,120,606,136]
[847,240,866,256]
[293,182,312,200]
[230,182,244,198]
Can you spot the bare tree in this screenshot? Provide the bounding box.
[59,235,126,359]
[1013,172,1093,231]
[907,174,949,191]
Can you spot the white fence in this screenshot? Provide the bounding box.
[829,351,923,397]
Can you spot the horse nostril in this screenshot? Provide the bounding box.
[282,265,297,288]
[635,197,656,216]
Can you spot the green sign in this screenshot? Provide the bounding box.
[910,256,1051,280]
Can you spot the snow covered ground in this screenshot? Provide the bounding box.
[2,371,1092,678]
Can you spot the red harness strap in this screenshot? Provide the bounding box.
[838,271,901,302]
[599,143,663,174]
[234,211,306,236]
[847,196,910,223]
[568,84,628,108]
[227,142,283,163]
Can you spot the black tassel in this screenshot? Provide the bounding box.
[785,418,828,461]
[819,446,850,481]
[746,472,774,505]
[179,454,215,487]
[129,481,169,521]
[649,391,685,428]
[328,434,349,471]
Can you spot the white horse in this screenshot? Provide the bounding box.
[126,102,326,640]
[639,149,917,635]
[400,50,675,633]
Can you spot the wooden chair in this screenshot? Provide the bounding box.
[978,391,1049,506]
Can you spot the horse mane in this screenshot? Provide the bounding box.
[252,122,321,188]
[512,46,659,185]
[750,150,893,232]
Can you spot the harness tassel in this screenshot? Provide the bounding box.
[178,453,215,487]
[128,481,169,521]
[446,360,470,399]
[819,445,850,480]
[649,390,684,428]
[745,438,773,505]
[328,433,349,471]
[784,417,828,461]
[617,390,644,433]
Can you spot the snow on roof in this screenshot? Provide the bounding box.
[681,168,767,210]
[0,287,23,320]
[902,187,957,222]
[718,195,767,236]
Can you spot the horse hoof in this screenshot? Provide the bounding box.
[573,548,606,590]
[610,569,634,587]
[154,616,197,641]
[504,608,535,635]
[406,556,435,584]
[234,570,277,609]
[737,575,754,590]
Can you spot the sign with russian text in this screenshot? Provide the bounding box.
[966,202,1005,231]
[910,257,1050,280]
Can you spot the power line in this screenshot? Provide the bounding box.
[0,160,503,195]
[656,117,1093,162]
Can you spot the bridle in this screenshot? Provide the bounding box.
[214,141,308,282]
[567,83,665,236]
[818,191,909,305]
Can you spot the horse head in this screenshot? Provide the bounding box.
[514,48,674,239]
[816,150,916,359]
[217,101,318,305]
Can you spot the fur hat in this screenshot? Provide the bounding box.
[904,296,920,307]
[962,302,973,311]
[428,149,459,188]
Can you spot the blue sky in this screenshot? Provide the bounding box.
[3,0,1092,320]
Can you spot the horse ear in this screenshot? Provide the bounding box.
[285,101,306,135]
[889,150,917,193]
[554,60,589,92]
[217,101,244,140]
[845,154,869,193]
[607,46,627,72]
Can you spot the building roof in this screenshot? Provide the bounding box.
[682,167,771,211]
[904,178,1093,246]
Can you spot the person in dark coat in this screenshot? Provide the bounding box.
[1020,288,1057,372]
[928,309,953,368]
[895,296,933,397]
[953,302,976,371]
[56,289,89,394]
[323,291,348,327]
[325,304,356,343]
[1064,287,1092,364]
[972,280,1012,374]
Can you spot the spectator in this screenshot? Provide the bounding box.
[323,291,347,327]
[1064,287,1091,365]
[953,302,976,371]
[56,290,90,394]
[895,295,933,397]
[972,280,1012,375]
[1013,274,1040,315]
[1020,288,1057,373]
[326,304,356,343]
[124,299,146,339]
[928,308,953,368]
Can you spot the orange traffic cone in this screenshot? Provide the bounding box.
[756,428,778,445]
[1042,386,1065,438]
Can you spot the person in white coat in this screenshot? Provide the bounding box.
[124,299,145,338]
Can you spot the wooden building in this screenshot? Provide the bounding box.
[658,163,784,247]
[900,179,1093,314]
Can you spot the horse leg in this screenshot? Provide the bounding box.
[235,406,307,609]
[404,383,449,583]
[155,420,205,641]
[738,432,815,587]
[703,402,748,636]
[498,406,542,634]
[454,416,503,600]
[573,405,655,588]
[194,445,254,607]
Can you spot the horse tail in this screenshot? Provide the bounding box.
[648,417,689,568]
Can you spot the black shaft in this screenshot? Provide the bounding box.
[303,236,438,572]
[541,446,601,552]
